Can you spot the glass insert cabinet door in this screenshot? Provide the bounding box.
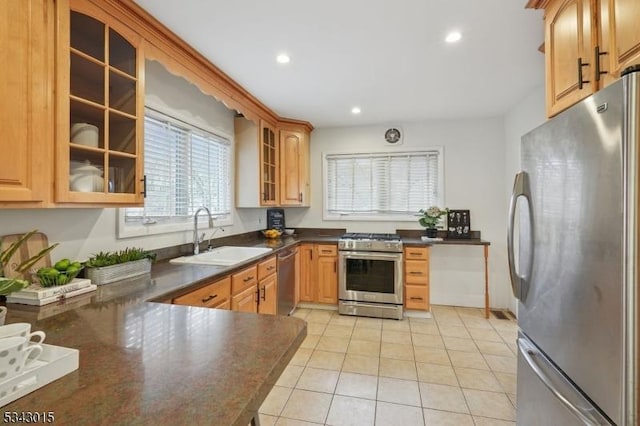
[55,0,144,205]
[260,120,278,205]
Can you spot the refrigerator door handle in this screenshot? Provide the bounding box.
[507,171,533,301]
[518,338,608,425]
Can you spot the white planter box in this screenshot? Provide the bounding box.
[86,258,151,285]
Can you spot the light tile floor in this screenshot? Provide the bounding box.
[259,305,518,426]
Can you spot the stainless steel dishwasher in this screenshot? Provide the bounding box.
[277,248,296,315]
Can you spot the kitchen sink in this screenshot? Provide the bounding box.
[169,246,272,266]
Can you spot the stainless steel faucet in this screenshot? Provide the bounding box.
[193,206,214,255]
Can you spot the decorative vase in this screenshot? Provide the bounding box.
[425,228,438,238]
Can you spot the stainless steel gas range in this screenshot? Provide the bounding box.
[338,233,403,320]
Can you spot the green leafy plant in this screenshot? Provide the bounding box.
[85,247,156,268]
[418,206,449,229]
[0,230,60,295]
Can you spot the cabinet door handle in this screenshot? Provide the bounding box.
[409,252,422,256]
[260,286,266,301]
[262,191,266,202]
[595,46,608,82]
[243,276,254,282]
[267,266,275,271]
[578,57,590,90]
[299,192,303,202]
[409,271,423,275]
[410,297,424,301]
[201,294,218,303]
[141,175,147,198]
[334,261,337,273]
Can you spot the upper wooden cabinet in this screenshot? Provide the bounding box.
[544,0,594,116]
[0,0,54,206]
[236,118,280,207]
[279,128,310,207]
[535,0,640,116]
[55,0,144,205]
[598,0,640,87]
[236,118,311,208]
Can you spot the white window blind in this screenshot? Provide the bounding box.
[125,112,231,224]
[324,150,442,219]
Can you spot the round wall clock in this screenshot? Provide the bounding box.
[384,128,402,144]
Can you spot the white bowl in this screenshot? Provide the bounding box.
[71,123,99,147]
[284,229,295,235]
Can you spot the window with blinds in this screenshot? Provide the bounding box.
[324,150,443,220]
[124,111,231,225]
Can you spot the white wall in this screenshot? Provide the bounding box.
[503,84,546,313]
[285,119,513,309]
[0,61,265,261]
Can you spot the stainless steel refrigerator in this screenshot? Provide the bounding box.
[508,66,640,425]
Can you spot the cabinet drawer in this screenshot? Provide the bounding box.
[404,260,429,284]
[232,265,258,294]
[173,276,231,308]
[405,284,429,310]
[258,256,277,280]
[317,244,337,257]
[404,247,428,260]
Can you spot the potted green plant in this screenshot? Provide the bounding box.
[85,247,156,285]
[418,206,449,238]
[0,230,59,324]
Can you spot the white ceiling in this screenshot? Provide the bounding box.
[133,0,544,128]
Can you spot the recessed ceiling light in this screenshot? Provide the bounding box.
[445,31,462,43]
[276,54,290,64]
[351,107,361,115]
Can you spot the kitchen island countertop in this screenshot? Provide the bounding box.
[2,236,308,425]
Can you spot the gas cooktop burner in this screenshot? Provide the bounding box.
[340,233,401,241]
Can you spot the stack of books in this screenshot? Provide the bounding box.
[6,278,97,306]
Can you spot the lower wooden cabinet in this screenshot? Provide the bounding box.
[231,264,258,313]
[403,247,430,311]
[170,257,278,314]
[172,276,231,309]
[298,243,338,304]
[232,285,257,313]
[317,255,338,304]
[258,274,277,315]
[299,244,315,302]
[257,256,278,315]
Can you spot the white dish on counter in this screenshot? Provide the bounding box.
[170,246,272,266]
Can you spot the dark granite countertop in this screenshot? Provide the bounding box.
[397,229,491,247]
[2,235,316,424]
[402,237,491,247]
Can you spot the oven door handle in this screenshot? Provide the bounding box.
[339,251,402,261]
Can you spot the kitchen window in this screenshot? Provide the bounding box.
[323,149,443,221]
[119,109,232,237]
